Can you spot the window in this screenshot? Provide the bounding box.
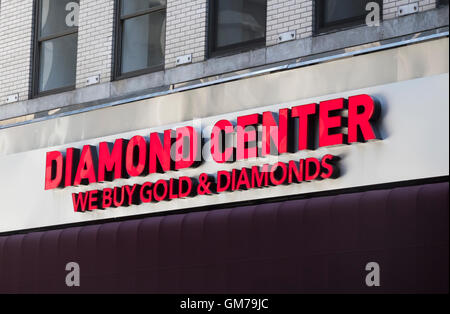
[209,0,267,57]
[440,0,449,5]
[315,0,382,34]
[115,0,166,79]
[33,0,79,95]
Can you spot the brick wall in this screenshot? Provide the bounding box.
[267,0,313,46]
[76,0,115,88]
[165,0,207,69]
[0,0,34,105]
[0,0,446,107]
[383,0,437,20]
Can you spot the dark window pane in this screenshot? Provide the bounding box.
[215,0,266,49]
[121,11,166,74]
[40,0,79,38]
[121,0,166,16]
[39,33,77,92]
[322,0,368,25]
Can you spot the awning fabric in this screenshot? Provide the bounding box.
[0,182,448,293]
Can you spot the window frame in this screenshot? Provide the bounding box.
[314,0,383,35]
[113,0,167,81]
[32,0,79,98]
[208,0,267,58]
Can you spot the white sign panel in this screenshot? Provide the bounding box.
[0,74,448,233]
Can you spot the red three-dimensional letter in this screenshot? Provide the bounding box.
[348,94,379,143]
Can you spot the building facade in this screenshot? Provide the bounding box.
[0,0,448,293]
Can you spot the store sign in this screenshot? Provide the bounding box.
[44,94,380,213]
[1,39,446,233]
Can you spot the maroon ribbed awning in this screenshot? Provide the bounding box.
[0,182,448,293]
